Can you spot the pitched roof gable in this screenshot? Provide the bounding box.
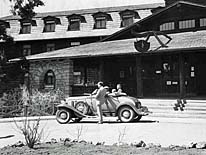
[102,1,206,41]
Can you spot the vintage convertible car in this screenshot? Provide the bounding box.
[56,93,150,124]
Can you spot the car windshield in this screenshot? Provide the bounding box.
[108,93,127,97]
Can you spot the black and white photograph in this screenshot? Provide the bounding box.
[1,0,206,154]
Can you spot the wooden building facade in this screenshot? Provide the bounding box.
[0,2,163,94]
[12,1,206,99]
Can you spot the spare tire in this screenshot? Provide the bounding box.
[75,101,89,115]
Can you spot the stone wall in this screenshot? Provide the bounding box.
[29,59,73,96]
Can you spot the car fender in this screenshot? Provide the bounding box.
[57,103,87,118]
[116,102,147,116]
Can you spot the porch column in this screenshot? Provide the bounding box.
[136,56,143,97]
[179,53,185,98]
[99,59,104,81]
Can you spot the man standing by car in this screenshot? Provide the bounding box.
[94,81,107,124]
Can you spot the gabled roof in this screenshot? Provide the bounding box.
[10,30,206,62]
[102,1,206,41]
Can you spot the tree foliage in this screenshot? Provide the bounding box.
[10,0,44,19]
[0,0,44,93]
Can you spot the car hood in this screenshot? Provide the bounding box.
[65,95,91,102]
[126,96,140,102]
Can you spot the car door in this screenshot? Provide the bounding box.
[102,95,119,113]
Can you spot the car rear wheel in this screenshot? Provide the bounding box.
[56,109,72,124]
[118,106,135,123]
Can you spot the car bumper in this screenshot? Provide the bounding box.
[139,106,152,116]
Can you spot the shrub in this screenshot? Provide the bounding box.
[14,117,44,149]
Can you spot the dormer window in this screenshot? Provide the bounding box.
[19,19,36,34]
[0,20,10,29]
[67,14,86,31]
[119,10,140,27]
[92,12,112,29]
[21,22,31,34]
[42,16,61,32]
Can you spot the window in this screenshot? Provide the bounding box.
[21,22,31,34]
[121,15,134,27]
[200,18,206,27]
[44,20,55,32]
[46,43,55,52]
[73,66,85,85]
[73,64,99,86]
[71,42,80,47]
[67,14,86,31]
[44,70,55,89]
[160,22,175,31]
[94,17,106,29]
[119,10,140,27]
[68,18,80,31]
[22,45,31,56]
[179,19,195,29]
[19,19,36,34]
[93,12,112,29]
[43,16,61,32]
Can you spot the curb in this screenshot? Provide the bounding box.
[0,116,56,123]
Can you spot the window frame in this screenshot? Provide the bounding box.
[159,22,175,31]
[179,19,195,29]
[20,22,31,34]
[44,70,56,89]
[94,16,107,29]
[200,18,206,27]
[46,43,55,52]
[92,12,112,29]
[70,42,80,47]
[119,10,140,27]
[42,16,61,33]
[68,18,80,31]
[44,20,56,32]
[121,14,134,27]
[22,45,31,56]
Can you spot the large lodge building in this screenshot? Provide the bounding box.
[1,0,206,99]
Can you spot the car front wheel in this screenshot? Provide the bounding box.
[56,109,72,124]
[118,106,135,123]
[133,115,142,122]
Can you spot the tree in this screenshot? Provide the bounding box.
[0,0,44,93]
[10,0,44,19]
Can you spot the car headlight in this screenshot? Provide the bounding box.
[61,100,66,104]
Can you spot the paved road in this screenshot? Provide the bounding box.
[1,116,206,148]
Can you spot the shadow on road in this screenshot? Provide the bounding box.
[70,120,157,124]
[0,135,15,139]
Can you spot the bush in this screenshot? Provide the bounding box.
[14,117,44,149]
[29,89,65,115]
